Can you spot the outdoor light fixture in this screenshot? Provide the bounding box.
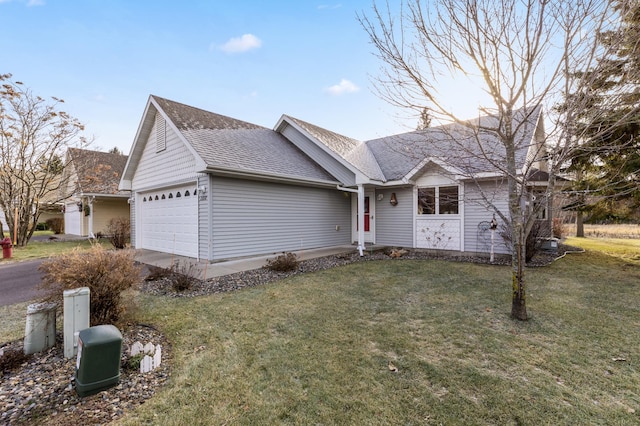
[390,192,398,206]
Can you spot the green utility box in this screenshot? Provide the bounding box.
[75,325,122,397]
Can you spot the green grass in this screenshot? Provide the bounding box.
[114,244,640,425]
[0,238,110,263]
[566,236,640,264]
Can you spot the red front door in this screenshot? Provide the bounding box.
[357,196,370,232]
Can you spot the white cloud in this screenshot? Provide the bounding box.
[317,4,342,10]
[325,79,359,96]
[27,0,45,6]
[219,34,262,53]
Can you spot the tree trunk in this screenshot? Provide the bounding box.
[511,234,528,320]
[576,210,584,237]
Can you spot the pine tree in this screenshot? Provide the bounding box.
[565,0,640,224]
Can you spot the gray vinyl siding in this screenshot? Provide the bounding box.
[132,114,198,190]
[210,176,351,261]
[280,124,356,186]
[463,180,510,255]
[130,199,136,248]
[375,188,414,247]
[198,174,210,260]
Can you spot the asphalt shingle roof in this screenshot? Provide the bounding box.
[283,115,386,181]
[365,107,542,181]
[150,96,542,185]
[152,96,338,183]
[68,148,128,195]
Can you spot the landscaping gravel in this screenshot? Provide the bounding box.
[1,324,170,425]
[1,246,570,424]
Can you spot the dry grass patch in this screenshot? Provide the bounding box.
[563,223,640,239]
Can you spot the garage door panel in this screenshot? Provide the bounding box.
[139,186,198,258]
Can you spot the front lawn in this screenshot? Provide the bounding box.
[0,238,111,263]
[118,243,640,424]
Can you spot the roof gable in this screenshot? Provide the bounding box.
[121,96,339,189]
[279,115,386,182]
[68,148,128,195]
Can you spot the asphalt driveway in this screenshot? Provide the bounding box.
[0,259,44,307]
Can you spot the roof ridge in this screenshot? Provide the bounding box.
[151,95,265,130]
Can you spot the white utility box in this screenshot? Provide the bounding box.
[63,287,90,359]
[24,302,57,355]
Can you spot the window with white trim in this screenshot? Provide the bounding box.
[418,186,459,215]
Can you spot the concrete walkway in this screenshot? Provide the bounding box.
[134,245,359,280]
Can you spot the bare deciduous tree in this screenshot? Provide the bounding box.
[359,0,627,320]
[0,74,88,246]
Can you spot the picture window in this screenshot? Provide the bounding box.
[418,186,459,215]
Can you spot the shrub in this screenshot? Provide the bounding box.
[499,220,545,263]
[45,217,64,234]
[38,244,142,326]
[106,217,130,249]
[168,260,200,292]
[552,217,565,238]
[36,222,48,231]
[145,264,173,281]
[265,252,299,272]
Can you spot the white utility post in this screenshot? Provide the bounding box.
[356,184,365,256]
[63,287,90,358]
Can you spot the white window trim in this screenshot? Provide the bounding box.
[417,185,461,216]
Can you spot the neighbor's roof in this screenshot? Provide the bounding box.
[68,148,128,195]
[151,96,339,184]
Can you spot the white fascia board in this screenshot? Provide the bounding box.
[275,115,367,179]
[202,166,342,189]
[119,180,131,191]
[80,192,131,199]
[404,157,464,182]
[121,96,156,184]
[131,178,198,194]
[150,97,208,172]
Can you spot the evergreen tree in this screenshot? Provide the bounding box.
[565,0,640,224]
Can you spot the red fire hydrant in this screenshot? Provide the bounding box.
[1,237,12,259]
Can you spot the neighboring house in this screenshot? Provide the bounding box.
[0,176,64,235]
[62,148,130,237]
[120,95,550,261]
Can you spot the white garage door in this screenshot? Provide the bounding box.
[139,185,198,258]
[64,203,82,236]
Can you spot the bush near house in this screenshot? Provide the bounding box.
[265,252,299,272]
[38,244,142,325]
[106,217,131,249]
[45,217,64,234]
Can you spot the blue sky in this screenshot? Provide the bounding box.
[1,0,483,153]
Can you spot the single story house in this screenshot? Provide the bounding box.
[119,96,550,261]
[62,148,130,237]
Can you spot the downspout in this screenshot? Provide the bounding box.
[336,185,365,256]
